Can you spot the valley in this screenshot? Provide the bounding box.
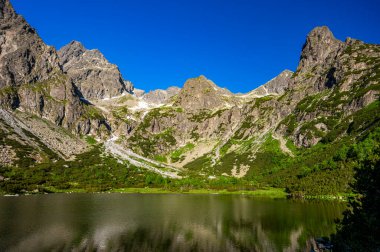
[0,0,379,199]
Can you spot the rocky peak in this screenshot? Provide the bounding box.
[0,0,15,19]
[182,75,231,95]
[0,0,106,136]
[58,41,86,66]
[249,69,293,97]
[142,86,181,105]
[297,26,343,72]
[133,88,145,97]
[0,0,61,90]
[175,75,232,111]
[58,41,133,99]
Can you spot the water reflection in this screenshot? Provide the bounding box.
[0,194,345,251]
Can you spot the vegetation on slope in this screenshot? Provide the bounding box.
[333,150,380,251]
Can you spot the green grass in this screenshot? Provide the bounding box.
[18,187,287,199]
[153,155,168,163]
[170,143,195,163]
[107,187,288,198]
[85,135,97,145]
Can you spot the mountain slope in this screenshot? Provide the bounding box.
[248,70,293,97]
[0,0,108,137]
[0,0,379,196]
[182,26,380,194]
[58,41,134,99]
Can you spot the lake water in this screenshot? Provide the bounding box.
[0,193,345,252]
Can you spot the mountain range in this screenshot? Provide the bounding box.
[0,0,379,195]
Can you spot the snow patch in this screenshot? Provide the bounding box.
[110,135,119,141]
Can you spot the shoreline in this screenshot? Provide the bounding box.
[0,187,351,200]
[0,187,286,198]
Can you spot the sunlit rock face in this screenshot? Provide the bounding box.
[58,41,134,100]
[142,86,181,105]
[0,0,106,135]
[249,70,293,97]
[174,75,233,111]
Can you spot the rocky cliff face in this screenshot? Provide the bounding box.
[142,86,180,105]
[174,75,234,111]
[297,26,343,74]
[116,26,379,179]
[248,70,293,96]
[278,27,380,147]
[0,0,108,140]
[58,41,133,99]
[1,0,379,182]
[0,0,59,98]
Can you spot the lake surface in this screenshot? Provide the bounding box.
[0,193,345,252]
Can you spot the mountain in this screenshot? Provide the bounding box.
[115,26,379,194]
[174,75,235,111]
[0,0,379,196]
[0,0,107,133]
[141,86,181,105]
[248,70,293,97]
[58,41,133,100]
[0,0,110,166]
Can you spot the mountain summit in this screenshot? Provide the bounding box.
[58,41,133,99]
[297,26,343,73]
[175,75,232,110]
[1,0,380,202]
[249,70,293,97]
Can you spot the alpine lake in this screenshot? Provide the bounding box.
[0,193,345,251]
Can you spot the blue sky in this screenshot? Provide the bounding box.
[12,0,380,93]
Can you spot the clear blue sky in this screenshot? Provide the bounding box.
[12,0,380,93]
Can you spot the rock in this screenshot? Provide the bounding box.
[0,0,108,137]
[297,26,343,73]
[0,1,61,90]
[133,88,145,97]
[174,75,233,111]
[58,41,133,99]
[142,86,181,105]
[249,70,293,96]
[2,1,380,177]
[0,0,15,20]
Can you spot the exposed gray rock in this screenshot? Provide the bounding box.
[1,0,379,177]
[142,86,181,104]
[249,70,293,96]
[0,0,108,137]
[0,108,89,159]
[297,26,343,73]
[133,88,145,97]
[174,75,233,111]
[0,0,60,91]
[58,41,133,99]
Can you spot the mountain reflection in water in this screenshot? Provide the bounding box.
[0,193,345,251]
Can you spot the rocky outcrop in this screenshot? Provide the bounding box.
[297,26,343,73]
[123,26,379,171]
[1,0,379,178]
[0,109,88,160]
[0,0,108,137]
[58,41,133,99]
[133,88,145,97]
[249,70,293,96]
[0,0,60,90]
[174,75,233,111]
[278,26,380,147]
[142,86,180,104]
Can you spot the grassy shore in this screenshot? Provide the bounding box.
[1,187,287,198]
[1,187,352,200]
[88,187,287,198]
